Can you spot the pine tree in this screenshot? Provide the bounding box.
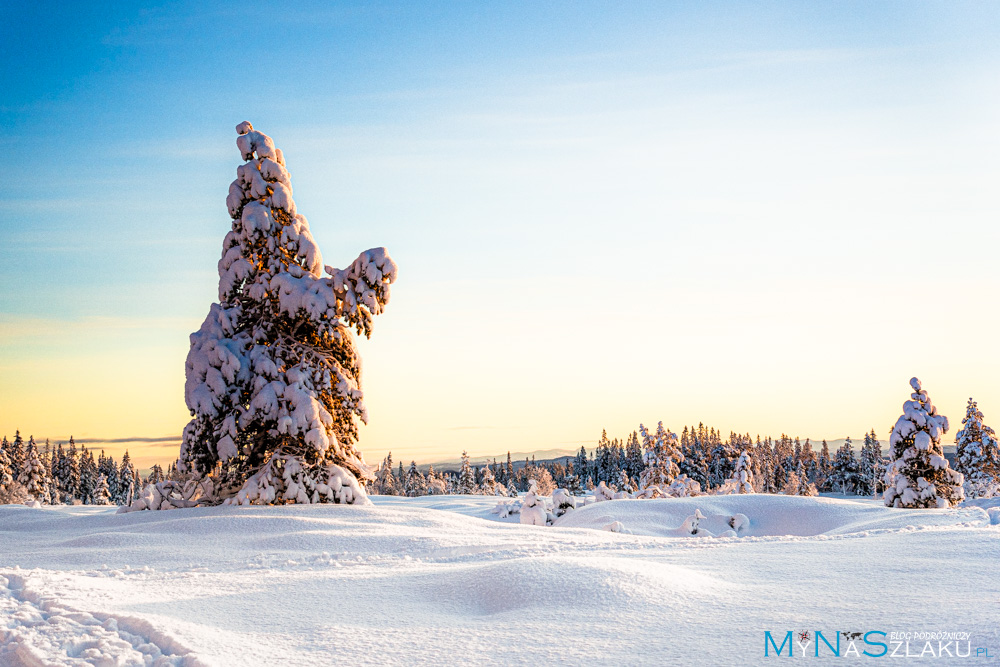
[60,437,81,503]
[794,461,818,496]
[375,453,396,495]
[859,431,884,497]
[831,438,859,495]
[639,422,682,492]
[148,464,165,485]
[955,398,999,499]
[98,450,119,505]
[118,451,137,506]
[78,448,98,505]
[457,451,477,494]
[816,439,832,492]
[479,463,499,495]
[92,473,112,505]
[731,449,754,493]
[18,438,50,502]
[574,446,589,485]
[177,122,398,506]
[884,377,964,508]
[0,438,14,494]
[404,461,426,497]
[9,431,25,480]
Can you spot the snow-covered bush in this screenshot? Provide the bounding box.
[172,122,397,507]
[0,480,31,506]
[680,509,706,535]
[520,481,548,526]
[884,378,964,508]
[666,474,701,497]
[551,488,577,517]
[593,480,616,502]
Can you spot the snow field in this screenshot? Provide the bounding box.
[2,494,998,665]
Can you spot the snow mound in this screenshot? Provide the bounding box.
[551,494,991,537]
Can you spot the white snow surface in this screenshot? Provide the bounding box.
[2,493,998,665]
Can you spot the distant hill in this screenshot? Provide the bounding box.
[416,448,578,474]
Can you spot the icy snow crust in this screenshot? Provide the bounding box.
[2,495,998,665]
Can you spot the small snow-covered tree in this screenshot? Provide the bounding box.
[730,450,754,493]
[551,488,576,516]
[520,481,548,526]
[955,398,999,499]
[177,122,397,507]
[17,439,50,503]
[884,378,964,508]
[457,451,477,494]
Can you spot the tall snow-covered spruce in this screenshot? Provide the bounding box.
[177,122,398,506]
[884,378,964,508]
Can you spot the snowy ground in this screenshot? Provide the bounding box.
[1,494,998,666]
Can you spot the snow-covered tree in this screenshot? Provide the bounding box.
[639,422,682,493]
[8,432,25,480]
[92,473,112,505]
[551,488,576,516]
[831,438,859,495]
[884,378,964,508]
[794,461,817,496]
[479,464,499,495]
[730,449,754,493]
[816,439,832,492]
[425,467,447,495]
[859,430,885,497]
[0,439,13,496]
[117,451,137,506]
[17,438,50,502]
[519,481,548,526]
[527,466,556,496]
[457,451,477,494]
[404,461,425,497]
[56,439,80,503]
[955,398,999,499]
[373,454,396,495]
[177,122,397,506]
[147,464,165,485]
[78,449,98,505]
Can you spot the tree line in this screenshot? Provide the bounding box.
[0,432,166,506]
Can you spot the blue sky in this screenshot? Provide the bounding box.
[3,2,999,466]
